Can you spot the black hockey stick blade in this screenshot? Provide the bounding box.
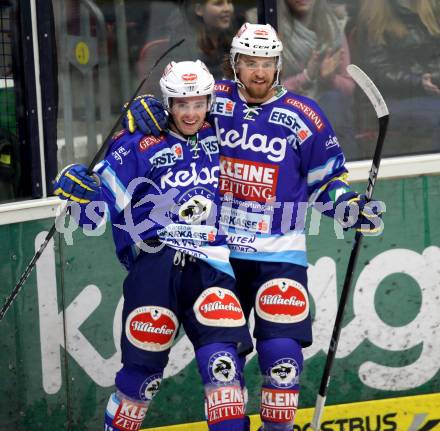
[311,65,389,430]
[0,39,185,323]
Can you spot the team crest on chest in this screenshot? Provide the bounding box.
[243,104,262,121]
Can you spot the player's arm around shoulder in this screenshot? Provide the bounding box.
[95,130,169,207]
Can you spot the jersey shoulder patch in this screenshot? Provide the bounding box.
[214,81,233,94]
[282,94,326,132]
[112,129,127,142]
[138,134,166,152]
[200,121,212,131]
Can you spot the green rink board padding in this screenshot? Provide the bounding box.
[0,175,439,430]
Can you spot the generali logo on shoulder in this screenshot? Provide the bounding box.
[284,97,324,131]
[214,83,232,94]
[138,135,164,152]
[125,306,178,351]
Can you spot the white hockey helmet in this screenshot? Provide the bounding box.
[159,60,215,111]
[230,23,283,86]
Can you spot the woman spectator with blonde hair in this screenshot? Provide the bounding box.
[354,0,440,153]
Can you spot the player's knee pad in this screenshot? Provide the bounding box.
[256,338,303,431]
[104,364,163,431]
[195,342,247,431]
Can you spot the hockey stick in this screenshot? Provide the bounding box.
[310,64,389,430]
[0,38,184,323]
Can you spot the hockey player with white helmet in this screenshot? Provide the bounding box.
[53,60,252,431]
[123,23,384,431]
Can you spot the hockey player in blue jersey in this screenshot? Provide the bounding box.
[53,60,254,431]
[122,23,384,431]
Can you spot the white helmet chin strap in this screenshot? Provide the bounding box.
[231,53,245,89]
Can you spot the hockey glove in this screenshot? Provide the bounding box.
[334,191,385,236]
[53,164,101,204]
[122,94,168,136]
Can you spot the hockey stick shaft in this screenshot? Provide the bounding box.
[311,65,389,430]
[0,39,184,323]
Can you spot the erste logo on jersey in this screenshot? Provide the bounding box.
[261,388,298,424]
[209,351,237,384]
[125,306,178,351]
[149,143,183,167]
[284,97,324,131]
[200,136,220,155]
[193,287,245,327]
[212,97,235,117]
[255,278,309,323]
[217,123,287,162]
[214,83,232,94]
[139,135,164,152]
[219,156,279,203]
[269,107,312,146]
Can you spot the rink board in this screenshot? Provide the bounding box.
[143,393,440,431]
[1,174,439,430]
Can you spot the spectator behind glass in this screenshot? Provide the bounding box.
[354,0,440,154]
[277,0,356,156]
[166,0,236,79]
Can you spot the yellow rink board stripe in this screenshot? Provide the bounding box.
[142,392,440,431]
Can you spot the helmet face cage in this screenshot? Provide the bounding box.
[230,23,283,87]
[160,60,215,112]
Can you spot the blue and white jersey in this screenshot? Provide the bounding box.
[89,123,233,276]
[209,80,348,267]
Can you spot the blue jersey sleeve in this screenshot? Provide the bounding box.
[294,98,353,209]
[77,129,154,228]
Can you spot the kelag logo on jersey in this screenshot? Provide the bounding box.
[149,143,183,167]
[219,156,278,203]
[217,122,287,162]
[212,97,235,117]
[160,162,219,189]
[269,108,311,146]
